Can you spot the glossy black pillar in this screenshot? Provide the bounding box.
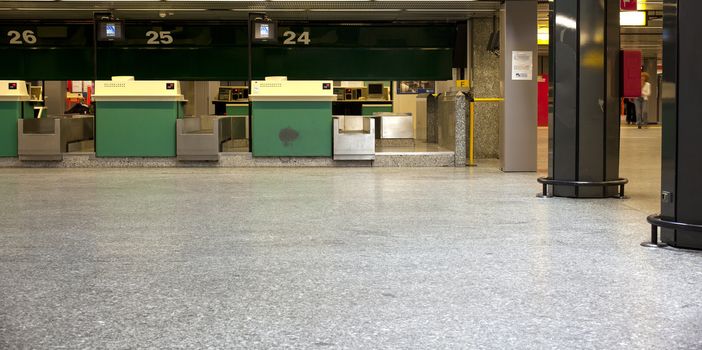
[548,0,622,198]
[659,0,702,249]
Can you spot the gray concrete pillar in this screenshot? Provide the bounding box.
[453,92,467,167]
[659,0,702,249]
[499,0,538,172]
[548,0,621,198]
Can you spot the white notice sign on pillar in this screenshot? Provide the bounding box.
[511,51,533,81]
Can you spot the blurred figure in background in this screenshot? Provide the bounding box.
[624,98,636,125]
[635,72,651,129]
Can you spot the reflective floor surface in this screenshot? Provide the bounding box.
[1,126,700,349]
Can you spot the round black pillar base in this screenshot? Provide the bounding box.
[646,215,702,251]
[536,177,628,199]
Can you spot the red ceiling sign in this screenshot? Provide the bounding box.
[621,0,637,10]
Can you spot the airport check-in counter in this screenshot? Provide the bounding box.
[333,116,375,160]
[93,77,185,157]
[176,116,234,161]
[250,77,336,157]
[374,112,414,139]
[18,115,94,161]
[0,81,33,157]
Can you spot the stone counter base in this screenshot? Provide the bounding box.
[0,151,458,168]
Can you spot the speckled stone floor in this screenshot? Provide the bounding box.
[1,127,701,349]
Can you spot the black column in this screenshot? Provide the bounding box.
[548,0,622,198]
[659,0,702,249]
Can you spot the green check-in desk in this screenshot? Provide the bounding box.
[250,77,336,157]
[93,77,184,157]
[0,81,32,157]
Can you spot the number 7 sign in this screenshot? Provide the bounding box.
[621,0,637,10]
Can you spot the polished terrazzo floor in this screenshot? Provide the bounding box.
[1,126,700,349]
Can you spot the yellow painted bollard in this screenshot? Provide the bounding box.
[468,101,476,167]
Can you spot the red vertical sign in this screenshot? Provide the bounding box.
[537,75,549,127]
[621,0,637,11]
[621,50,642,98]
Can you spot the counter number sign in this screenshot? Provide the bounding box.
[7,30,37,45]
[146,31,173,45]
[283,31,310,45]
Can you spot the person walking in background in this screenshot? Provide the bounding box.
[624,98,636,125]
[635,72,651,129]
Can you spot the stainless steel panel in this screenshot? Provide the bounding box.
[374,113,414,139]
[415,94,428,140]
[177,116,237,161]
[333,116,375,160]
[437,94,457,151]
[18,118,61,161]
[18,115,94,161]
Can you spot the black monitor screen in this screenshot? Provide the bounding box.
[253,20,277,42]
[97,21,123,41]
[368,84,384,95]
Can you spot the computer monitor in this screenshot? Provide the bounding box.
[97,20,124,42]
[368,83,383,95]
[30,86,43,101]
[253,19,277,43]
[368,83,384,99]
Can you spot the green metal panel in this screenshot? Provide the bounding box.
[1,21,456,81]
[97,46,451,81]
[0,101,21,157]
[95,101,177,157]
[177,102,185,119]
[253,47,452,81]
[22,102,35,119]
[362,104,393,116]
[0,23,94,80]
[97,47,248,81]
[252,101,332,157]
[226,104,249,116]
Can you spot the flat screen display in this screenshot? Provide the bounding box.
[253,20,277,43]
[259,24,269,38]
[368,83,384,95]
[97,21,124,41]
